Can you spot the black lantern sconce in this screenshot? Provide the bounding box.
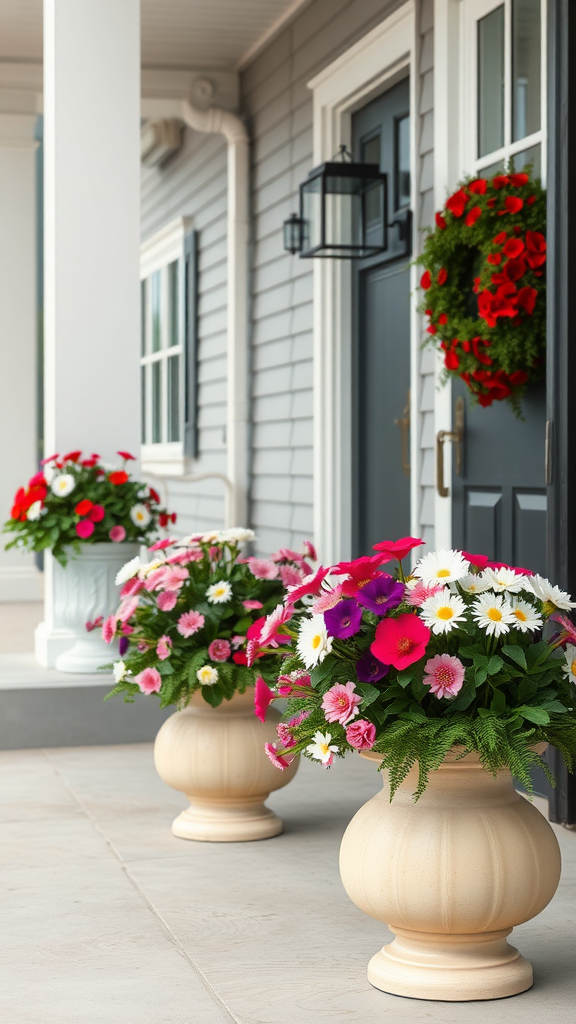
[283,145,411,260]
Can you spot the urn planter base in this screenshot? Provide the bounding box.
[171,796,283,842]
[367,927,532,1002]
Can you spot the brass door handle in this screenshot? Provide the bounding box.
[394,390,410,477]
[436,396,465,497]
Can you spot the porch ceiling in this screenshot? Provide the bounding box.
[0,0,308,70]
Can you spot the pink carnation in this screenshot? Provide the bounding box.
[405,579,444,607]
[208,639,231,662]
[277,709,310,745]
[144,567,168,592]
[424,654,465,699]
[120,577,144,599]
[135,666,162,694]
[148,537,177,551]
[156,635,172,660]
[264,742,295,770]
[248,558,279,580]
[177,610,205,637]
[117,596,139,623]
[302,540,317,561]
[321,681,362,725]
[157,590,178,612]
[109,525,126,542]
[346,719,376,750]
[279,564,304,588]
[167,549,201,565]
[101,614,116,644]
[243,599,263,610]
[270,547,301,563]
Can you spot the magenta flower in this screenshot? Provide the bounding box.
[264,742,294,770]
[135,666,162,694]
[109,525,126,542]
[120,577,144,599]
[85,616,103,633]
[101,614,116,644]
[259,603,293,647]
[156,635,172,660]
[248,557,279,580]
[356,575,404,616]
[177,610,205,638]
[355,649,389,683]
[302,540,317,561]
[346,719,377,750]
[89,504,105,523]
[254,676,274,722]
[208,639,231,662]
[324,599,362,639]
[321,681,362,725]
[157,590,178,611]
[148,537,176,552]
[76,519,95,540]
[371,613,431,670]
[424,654,465,699]
[286,566,330,605]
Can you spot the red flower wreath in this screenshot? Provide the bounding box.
[416,168,546,412]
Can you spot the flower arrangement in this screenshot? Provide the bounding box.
[4,450,174,565]
[416,167,546,412]
[254,537,576,799]
[104,530,317,709]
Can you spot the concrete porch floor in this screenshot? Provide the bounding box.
[1,748,575,1024]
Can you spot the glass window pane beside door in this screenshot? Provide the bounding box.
[478,5,505,158]
[512,0,541,142]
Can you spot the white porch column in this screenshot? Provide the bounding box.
[0,105,42,602]
[37,0,141,666]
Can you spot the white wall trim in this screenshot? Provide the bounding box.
[140,215,192,277]
[308,1,416,564]
[0,566,43,603]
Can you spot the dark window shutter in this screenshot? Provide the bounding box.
[183,229,199,458]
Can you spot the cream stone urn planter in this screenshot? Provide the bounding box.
[154,689,299,842]
[339,749,561,1002]
[35,543,140,673]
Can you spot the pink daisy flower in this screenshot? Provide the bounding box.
[117,596,139,623]
[321,681,362,725]
[157,590,178,612]
[248,558,279,580]
[424,653,465,699]
[135,666,162,694]
[109,525,126,542]
[161,567,189,592]
[101,614,116,644]
[279,564,304,588]
[177,610,205,638]
[405,579,444,607]
[156,635,172,660]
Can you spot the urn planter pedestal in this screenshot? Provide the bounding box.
[339,749,561,1002]
[35,543,139,672]
[154,689,299,842]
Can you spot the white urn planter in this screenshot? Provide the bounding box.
[154,689,299,842]
[35,543,139,673]
[339,749,561,1002]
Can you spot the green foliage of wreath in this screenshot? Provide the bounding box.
[415,166,547,415]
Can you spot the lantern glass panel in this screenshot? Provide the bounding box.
[301,175,322,253]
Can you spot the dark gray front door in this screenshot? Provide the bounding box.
[352,78,412,555]
[451,381,546,574]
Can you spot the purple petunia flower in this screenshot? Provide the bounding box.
[356,574,404,616]
[324,599,363,639]
[119,635,129,657]
[356,649,389,683]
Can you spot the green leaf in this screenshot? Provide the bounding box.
[158,660,174,676]
[201,684,224,707]
[517,706,550,725]
[355,682,381,708]
[490,689,506,715]
[475,667,488,686]
[517,677,538,703]
[487,655,504,676]
[450,675,477,711]
[397,664,418,689]
[502,645,527,671]
[310,660,334,687]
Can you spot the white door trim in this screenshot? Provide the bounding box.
[308,1,417,564]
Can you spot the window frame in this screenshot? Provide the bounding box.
[140,216,193,474]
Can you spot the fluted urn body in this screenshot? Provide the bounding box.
[339,749,561,1001]
[154,689,299,842]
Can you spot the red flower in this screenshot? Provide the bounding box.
[446,189,468,217]
[371,613,430,671]
[469,178,487,195]
[28,471,46,488]
[159,513,169,527]
[487,253,502,265]
[372,537,424,561]
[462,340,471,352]
[149,487,161,503]
[445,350,460,370]
[425,308,433,316]
[525,230,547,268]
[109,471,129,485]
[232,651,248,665]
[420,270,432,290]
[117,451,136,461]
[472,337,492,365]
[477,290,496,327]
[517,286,538,315]
[461,551,489,570]
[427,325,438,335]
[75,499,93,516]
[492,175,510,189]
[492,282,519,318]
[509,370,529,386]
[527,195,536,205]
[473,276,481,294]
[509,172,529,187]
[493,231,507,245]
[437,267,448,285]
[435,212,447,229]
[503,238,525,258]
[63,450,82,463]
[478,393,494,407]
[465,205,482,227]
[285,566,330,605]
[503,255,527,282]
[487,198,496,208]
[438,313,448,325]
[89,504,105,522]
[499,196,524,215]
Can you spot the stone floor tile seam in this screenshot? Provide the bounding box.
[42,748,243,1024]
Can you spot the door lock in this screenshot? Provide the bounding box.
[436,396,465,497]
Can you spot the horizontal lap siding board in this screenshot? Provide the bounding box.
[141,130,228,533]
[242,0,432,555]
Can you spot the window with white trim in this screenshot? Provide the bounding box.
[461,0,546,182]
[140,217,197,473]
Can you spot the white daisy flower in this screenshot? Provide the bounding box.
[529,575,576,611]
[196,665,219,686]
[141,557,166,576]
[472,593,516,637]
[509,598,542,633]
[26,501,43,521]
[296,615,333,669]
[113,660,127,683]
[220,527,256,544]
[413,548,469,585]
[458,573,491,595]
[201,530,220,544]
[130,503,151,528]
[43,462,57,484]
[51,473,75,497]
[306,730,339,766]
[206,580,233,604]
[562,644,576,684]
[420,590,467,634]
[115,555,142,586]
[482,567,526,594]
